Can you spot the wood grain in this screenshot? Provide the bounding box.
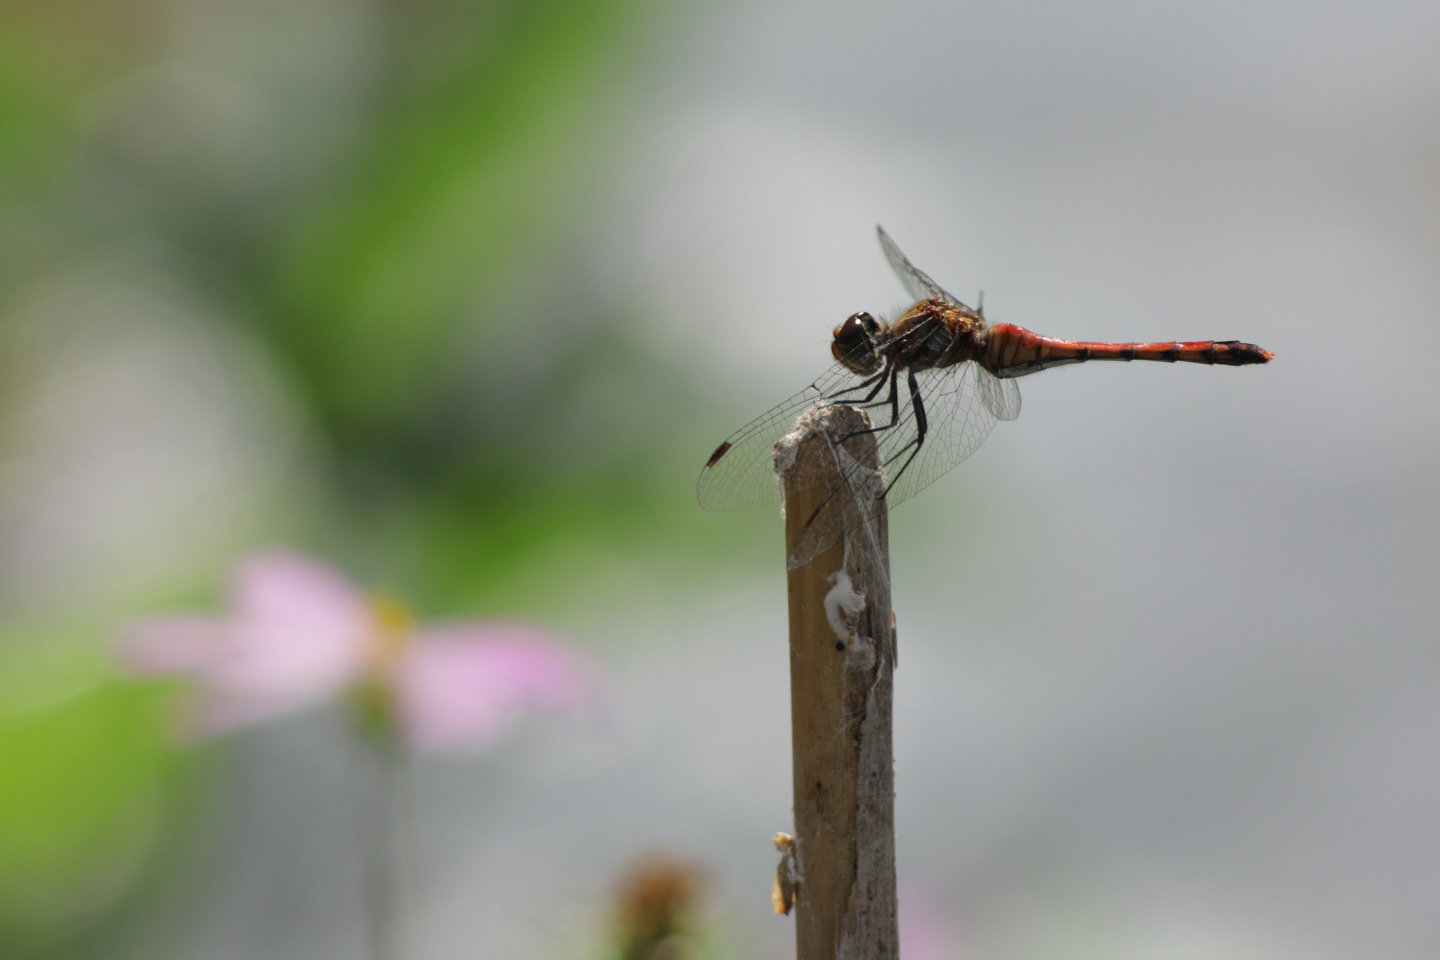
[777,403,898,960]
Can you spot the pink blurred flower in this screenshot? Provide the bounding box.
[899,893,965,960]
[121,550,590,749]
[395,623,589,752]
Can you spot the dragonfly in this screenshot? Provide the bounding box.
[697,226,1272,563]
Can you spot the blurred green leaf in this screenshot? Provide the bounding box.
[271,0,656,442]
[0,647,187,946]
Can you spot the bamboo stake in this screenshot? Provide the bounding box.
[776,403,898,960]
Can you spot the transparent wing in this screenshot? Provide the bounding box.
[782,361,1006,565]
[976,366,1022,421]
[871,361,1001,508]
[876,226,974,311]
[697,361,881,512]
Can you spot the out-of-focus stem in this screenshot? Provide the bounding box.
[351,732,411,960]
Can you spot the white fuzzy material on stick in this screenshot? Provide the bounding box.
[824,570,866,642]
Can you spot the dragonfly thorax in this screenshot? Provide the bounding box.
[831,311,884,375]
[888,299,981,372]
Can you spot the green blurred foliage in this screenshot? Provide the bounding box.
[274,0,650,432]
[0,640,190,956]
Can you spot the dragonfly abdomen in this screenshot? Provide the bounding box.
[983,323,1272,377]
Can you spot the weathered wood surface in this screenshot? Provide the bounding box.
[777,403,898,960]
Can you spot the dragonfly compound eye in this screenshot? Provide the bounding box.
[832,312,883,375]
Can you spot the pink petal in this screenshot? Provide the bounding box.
[119,550,375,737]
[394,623,591,753]
[229,549,373,646]
[209,550,373,701]
[120,616,233,675]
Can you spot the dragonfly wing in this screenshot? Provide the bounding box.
[877,361,1001,508]
[697,362,879,512]
[781,361,1003,566]
[976,366,1022,421]
[876,226,974,310]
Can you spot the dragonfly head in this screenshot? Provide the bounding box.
[832,311,883,375]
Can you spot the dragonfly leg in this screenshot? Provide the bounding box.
[861,366,901,415]
[838,365,903,442]
[825,369,889,404]
[879,368,927,497]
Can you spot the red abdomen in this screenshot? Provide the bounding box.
[982,323,1272,377]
